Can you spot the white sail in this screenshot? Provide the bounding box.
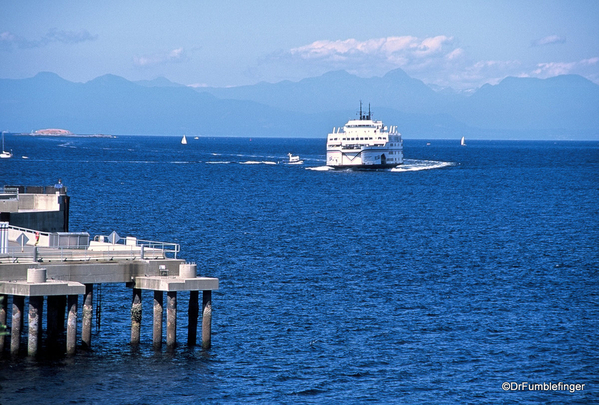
[1,131,12,159]
[181,135,187,145]
[460,136,466,146]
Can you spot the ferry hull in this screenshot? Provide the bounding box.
[326,148,403,169]
[327,163,401,170]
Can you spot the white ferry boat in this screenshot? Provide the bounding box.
[326,103,403,169]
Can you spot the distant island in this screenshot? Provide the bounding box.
[33,128,73,135]
[24,129,115,138]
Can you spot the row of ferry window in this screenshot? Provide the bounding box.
[329,137,386,141]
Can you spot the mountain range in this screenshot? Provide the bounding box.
[1,69,598,140]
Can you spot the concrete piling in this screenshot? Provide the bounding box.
[188,291,199,346]
[130,288,142,346]
[66,295,78,355]
[153,290,163,350]
[57,296,67,344]
[0,286,216,356]
[46,296,57,347]
[0,294,7,353]
[47,295,66,349]
[11,295,24,355]
[27,296,43,356]
[202,290,212,349]
[166,291,177,350]
[37,296,44,339]
[82,284,93,349]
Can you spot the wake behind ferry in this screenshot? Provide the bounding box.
[326,103,403,169]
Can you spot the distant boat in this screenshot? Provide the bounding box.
[460,136,466,146]
[194,136,199,140]
[181,135,187,145]
[1,131,12,159]
[287,153,303,164]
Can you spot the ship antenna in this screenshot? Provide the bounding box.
[368,103,371,120]
[359,100,363,120]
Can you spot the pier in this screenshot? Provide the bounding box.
[0,185,218,357]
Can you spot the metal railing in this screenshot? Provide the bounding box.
[1,226,180,263]
[136,239,180,259]
[7,224,52,248]
[2,185,67,195]
[1,186,19,199]
[93,234,180,259]
[0,244,178,264]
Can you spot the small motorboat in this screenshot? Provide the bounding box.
[287,153,303,164]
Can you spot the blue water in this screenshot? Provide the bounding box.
[0,135,598,404]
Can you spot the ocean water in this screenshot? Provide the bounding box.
[0,135,598,404]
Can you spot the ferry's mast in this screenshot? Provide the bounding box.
[358,101,372,120]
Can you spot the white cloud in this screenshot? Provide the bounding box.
[45,28,98,44]
[425,59,524,90]
[289,35,457,66]
[133,48,188,67]
[582,57,599,66]
[0,31,17,41]
[290,35,524,89]
[445,48,465,61]
[531,35,566,47]
[262,35,467,84]
[532,57,599,78]
[533,61,576,77]
[255,36,599,90]
[0,29,97,50]
[0,31,17,51]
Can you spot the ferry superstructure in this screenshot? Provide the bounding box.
[326,103,403,169]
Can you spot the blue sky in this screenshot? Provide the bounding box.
[1,1,598,90]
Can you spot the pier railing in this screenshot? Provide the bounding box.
[1,225,180,263]
[1,186,19,199]
[6,224,53,248]
[2,184,67,195]
[93,234,180,259]
[0,246,151,263]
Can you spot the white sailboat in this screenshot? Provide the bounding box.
[460,136,466,146]
[1,131,13,159]
[181,135,187,145]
